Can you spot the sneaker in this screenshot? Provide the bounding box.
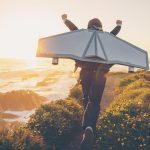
[80,126,94,150]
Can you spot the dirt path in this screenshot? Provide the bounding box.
[101,73,128,112]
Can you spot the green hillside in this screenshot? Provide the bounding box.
[0,70,150,150]
[95,70,150,150]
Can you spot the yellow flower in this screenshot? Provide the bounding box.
[139,144,143,147]
[121,143,125,146]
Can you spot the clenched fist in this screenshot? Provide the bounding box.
[61,14,67,20]
[116,20,122,25]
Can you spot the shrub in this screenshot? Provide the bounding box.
[95,71,150,150]
[95,105,150,150]
[27,99,82,150]
[55,99,83,120]
[68,84,83,105]
[125,79,150,91]
[0,127,46,150]
[0,134,13,150]
[119,71,150,88]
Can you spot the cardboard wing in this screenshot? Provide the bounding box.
[37,29,149,70]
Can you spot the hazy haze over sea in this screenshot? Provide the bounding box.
[0,57,135,122]
[0,57,77,100]
[0,57,129,99]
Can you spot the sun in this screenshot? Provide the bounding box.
[0,10,62,59]
[0,16,36,59]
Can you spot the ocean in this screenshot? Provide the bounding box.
[0,57,136,122]
[0,57,77,100]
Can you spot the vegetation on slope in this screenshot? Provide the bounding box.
[95,71,150,150]
[0,70,149,150]
[0,127,46,150]
[27,99,83,150]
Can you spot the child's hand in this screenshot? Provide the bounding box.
[116,20,122,26]
[61,14,67,20]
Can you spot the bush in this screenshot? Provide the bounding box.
[68,84,83,105]
[124,79,150,91]
[0,127,46,150]
[95,105,150,150]
[95,71,150,150]
[55,99,83,120]
[119,71,150,87]
[0,133,13,150]
[27,99,82,150]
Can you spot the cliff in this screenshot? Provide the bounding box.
[0,90,47,111]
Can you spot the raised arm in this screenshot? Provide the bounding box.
[61,14,78,31]
[110,20,122,36]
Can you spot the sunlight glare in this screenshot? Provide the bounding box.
[0,10,61,59]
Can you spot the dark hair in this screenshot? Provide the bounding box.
[87,18,102,29]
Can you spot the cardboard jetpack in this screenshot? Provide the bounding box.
[37,29,149,70]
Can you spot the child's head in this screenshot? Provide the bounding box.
[87,18,102,30]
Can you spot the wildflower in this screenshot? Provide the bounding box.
[139,144,143,147]
[121,142,125,146]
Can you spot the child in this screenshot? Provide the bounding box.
[62,14,122,150]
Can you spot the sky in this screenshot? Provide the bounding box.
[0,0,150,58]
